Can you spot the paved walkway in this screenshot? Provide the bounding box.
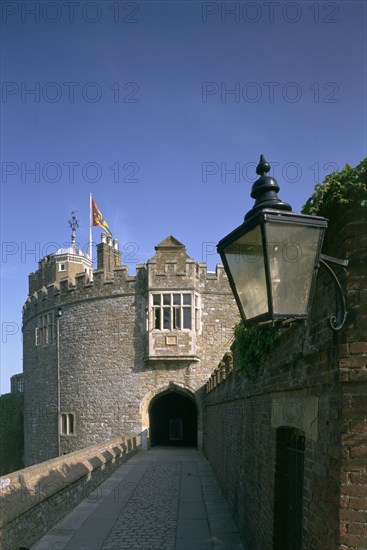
[31,448,243,550]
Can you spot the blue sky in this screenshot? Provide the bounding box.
[1,0,366,393]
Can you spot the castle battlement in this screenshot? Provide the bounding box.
[23,235,229,323]
[22,230,239,466]
[23,258,228,324]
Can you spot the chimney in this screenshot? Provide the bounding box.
[96,233,122,275]
[113,239,122,268]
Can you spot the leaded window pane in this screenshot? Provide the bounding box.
[154,308,161,329]
[183,308,191,329]
[163,308,171,329]
[173,307,181,329]
[68,414,74,434]
[61,414,67,435]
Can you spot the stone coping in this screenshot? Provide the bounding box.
[0,435,136,528]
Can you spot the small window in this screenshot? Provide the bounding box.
[48,313,54,343]
[68,413,74,434]
[35,312,55,347]
[43,315,49,344]
[59,263,66,271]
[60,413,75,435]
[61,414,67,434]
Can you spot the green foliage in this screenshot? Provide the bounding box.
[232,159,366,380]
[233,322,274,380]
[302,158,367,218]
[0,393,24,475]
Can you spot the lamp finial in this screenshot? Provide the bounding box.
[256,154,271,176]
[245,155,292,219]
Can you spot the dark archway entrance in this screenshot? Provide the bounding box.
[149,391,197,447]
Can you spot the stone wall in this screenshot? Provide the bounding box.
[23,237,239,465]
[0,393,24,476]
[204,210,367,549]
[0,435,138,550]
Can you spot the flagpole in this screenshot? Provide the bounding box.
[89,193,92,263]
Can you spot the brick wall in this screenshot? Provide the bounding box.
[339,213,367,549]
[204,208,367,550]
[0,435,138,550]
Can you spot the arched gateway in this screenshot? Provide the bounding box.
[141,384,201,449]
[150,391,197,446]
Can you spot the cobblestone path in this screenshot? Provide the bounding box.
[102,461,181,549]
[31,448,244,550]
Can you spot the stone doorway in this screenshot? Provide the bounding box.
[149,391,197,447]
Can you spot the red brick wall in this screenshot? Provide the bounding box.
[339,215,367,549]
[204,209,367,550]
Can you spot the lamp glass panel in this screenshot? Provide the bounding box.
[223,225,268,320]
[264,222,323,315]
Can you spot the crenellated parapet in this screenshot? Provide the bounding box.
[147,259,226,291]
[23,257,227,325]
[22,233,239,466]
[23,264,140,324]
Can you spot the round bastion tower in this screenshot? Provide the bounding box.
[22,219,239,466]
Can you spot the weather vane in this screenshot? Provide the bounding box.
[68,211,80,244]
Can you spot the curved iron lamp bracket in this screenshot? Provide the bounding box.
[319,253,349,331]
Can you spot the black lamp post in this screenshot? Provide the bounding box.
[217,155,332,328]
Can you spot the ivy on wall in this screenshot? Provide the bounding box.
[233,158,366,380]
[233,323,274,380]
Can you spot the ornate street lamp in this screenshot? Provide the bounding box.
[217,155,347,329]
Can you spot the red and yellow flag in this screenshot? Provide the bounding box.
[92,198,112,236]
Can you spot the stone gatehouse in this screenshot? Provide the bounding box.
[22,232,239,466]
